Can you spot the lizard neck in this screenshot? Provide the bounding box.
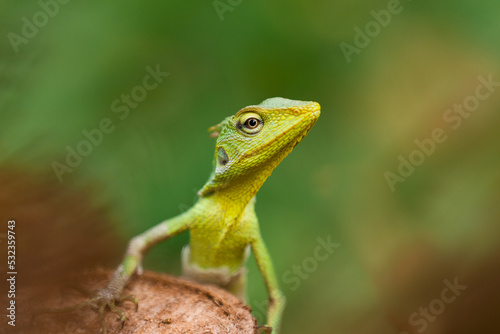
[199,164,275,215]
[199,142,293,209]
[193,191,255,223]
[200,168,273,219]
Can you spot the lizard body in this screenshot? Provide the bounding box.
[59,97,320,333]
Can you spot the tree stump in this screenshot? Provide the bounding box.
[17,269,258,333]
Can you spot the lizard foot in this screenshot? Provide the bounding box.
[255,325,273,334]
[36,287,138,334]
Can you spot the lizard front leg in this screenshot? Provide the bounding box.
[41,211,192,333]
[251,235,286,333]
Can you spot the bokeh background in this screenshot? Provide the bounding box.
[1,0,500,333]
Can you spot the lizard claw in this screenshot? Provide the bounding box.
[120,294,139,311]
[255,325,273,334]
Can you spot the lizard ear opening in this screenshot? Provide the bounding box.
[217,147,229,166]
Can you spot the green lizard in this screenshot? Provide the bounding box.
[56,97,320,333]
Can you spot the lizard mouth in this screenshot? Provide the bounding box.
[291,122,316,148]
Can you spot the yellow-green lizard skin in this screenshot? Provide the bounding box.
[63,97,320,333]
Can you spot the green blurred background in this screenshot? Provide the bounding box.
[2,0,500,333]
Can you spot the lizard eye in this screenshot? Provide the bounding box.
[238,112,263,135]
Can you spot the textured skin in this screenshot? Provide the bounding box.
[64,97,320,334]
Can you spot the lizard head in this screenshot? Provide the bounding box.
[199,97,320,198]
